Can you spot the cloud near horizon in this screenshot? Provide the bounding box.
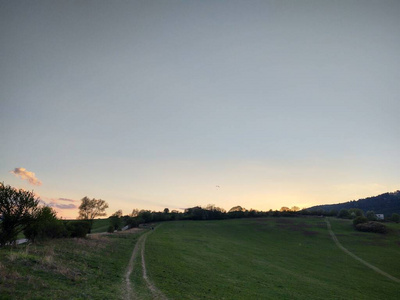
[10,167,42,186]
[58,198,77,203]
[49,203,77,209]
[40,197,78,210]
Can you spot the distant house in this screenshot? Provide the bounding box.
[375,214,384,220]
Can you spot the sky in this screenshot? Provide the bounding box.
[1,0,399,219]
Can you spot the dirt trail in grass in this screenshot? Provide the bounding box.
[325,218,400,283]
[124,228,167,300]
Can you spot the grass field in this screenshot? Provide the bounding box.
[145,217,400,299]
[0,230,143,299]
[90,218,112,233]
[2,217,400,299]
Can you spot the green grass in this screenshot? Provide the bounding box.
[0,230,143,299]
[3,218,400,299]
[90,218,111,233]
[329,218,400,278]
[146,218,400,299]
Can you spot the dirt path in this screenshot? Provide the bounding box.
[124,231,148,300]
[124,228,167,300]
[325,218,400,283]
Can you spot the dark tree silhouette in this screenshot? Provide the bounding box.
[0,182,40,245]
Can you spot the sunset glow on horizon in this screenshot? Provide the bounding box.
[1,1,399,219]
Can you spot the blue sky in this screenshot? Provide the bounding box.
[1,1,399,218]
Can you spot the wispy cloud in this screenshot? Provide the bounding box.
[58,198,76,203]
[49,203,77,209]
[39,197,78,210]
[10,167,42,186]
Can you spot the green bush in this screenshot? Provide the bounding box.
[66,221,90,238]
[107,225,115,233]
[348,208,364,219]
[24,218,67,242]
[355,221,388,234]
[24,206,68,242]
[109,216,122,231]
[353,216,368,227]
[337,209,350,219]
[366,211,376,221]
[391,213,400,223]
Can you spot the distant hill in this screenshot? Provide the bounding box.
[307,190,400,216]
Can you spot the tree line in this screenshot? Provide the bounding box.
[2,182,399,246]
[307,190,400,216]
[0,183,110,245]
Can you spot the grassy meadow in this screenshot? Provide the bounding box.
[0,230,143,299]
[145,217,400,299]
[90,218,113,233]
[2,217,400,299]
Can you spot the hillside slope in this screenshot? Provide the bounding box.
[307,190,400,216]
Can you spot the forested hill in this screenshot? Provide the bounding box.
[307,190,400,216]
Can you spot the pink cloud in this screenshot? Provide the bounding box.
[49,203,77,209]
[40,197,78,210]
[10,167,42,186]
[58,198,77,203]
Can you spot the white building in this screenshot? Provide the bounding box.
[375,214,384,220]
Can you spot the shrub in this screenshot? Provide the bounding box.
[123,216,140,228]
[66,221,90,238]
[24,218,67,242]
[337,209,350,219]
[107,225,115,233]
[366,211,376,221]
[109,216,121,231]
[348,208,364,218]
[391,213,400,223]
[353,216,368,227]
[355,221,388,234]
[43,220,68,239]
[24,206,67,242]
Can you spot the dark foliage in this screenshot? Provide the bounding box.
[355,221,388,234]
[66,221,90,238]
[0,182,40,245]
[24,206,68,242]
[337,209,351,219]
[366,210,376,221]
[307,190,400,216]
[391,213,400,223]
[352,216,368,227]
[184,206,227,220]
[109,216,122,231]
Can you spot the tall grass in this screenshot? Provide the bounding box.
[0,230,143,299]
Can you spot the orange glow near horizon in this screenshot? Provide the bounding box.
[50,182,397,220]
